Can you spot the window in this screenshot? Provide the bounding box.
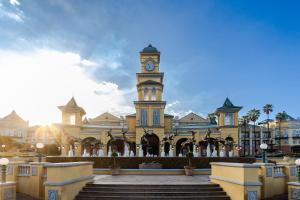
[151,88,156,100]
[69,115,76,125]
[140,109,148,126]
[224,113,234,125]
[152,109,160,126]
[144,88,149,101]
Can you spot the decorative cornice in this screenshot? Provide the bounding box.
[44,175,94,186]
[210,176,262,186]
[0,181,16,186]
[44,162,93,168]
[288,182,300,186]
[210,162,260,168]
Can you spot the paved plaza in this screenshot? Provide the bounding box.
[93,175,211,185]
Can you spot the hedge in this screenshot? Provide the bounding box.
[46,156,256,169]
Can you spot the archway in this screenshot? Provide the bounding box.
[81,137,100,156]
[107,138,125,155]
[176,138,193,156]
[141,133,159,156]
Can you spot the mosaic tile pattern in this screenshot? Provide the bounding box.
[48,190,58,200]
[247,190,257,200]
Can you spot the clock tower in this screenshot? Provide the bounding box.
[134,44,166,148]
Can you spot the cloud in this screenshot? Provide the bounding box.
[9,0,20,6]
[0,0,24,22]
[0,48,135,125]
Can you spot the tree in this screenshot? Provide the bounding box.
[263,104,273,142]
[275,112,286,153]
[239,115,249,156]
[247,109,261,156]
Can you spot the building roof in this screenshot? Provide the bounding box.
[215,97,242,113]
[141,44,159,53]
[89,112,121,124]
[58,97,86,115]
[279,111,296,121]
[258,119,274,125]
[178,112,209,124]
[0,110,27,124]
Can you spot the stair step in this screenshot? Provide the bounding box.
[83,187,223,192]
[86,184,218,188]
[75,183,230,200]
[79,191,227,196]
[75,195,230,200]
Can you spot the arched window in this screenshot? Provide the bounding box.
[144,88,149,101]
[69,115,76,125]
[151,88,156,100]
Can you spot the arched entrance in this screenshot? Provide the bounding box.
[107,138,125,155]
[81,137,100,156]
[176,138,193,156]
[141,133,159,156]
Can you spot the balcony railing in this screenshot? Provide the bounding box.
[18,164,31,176]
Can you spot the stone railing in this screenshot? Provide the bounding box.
[211,162,297,200]
[44,162,94,200]
[18,164,31,176]
[210,162,262,200]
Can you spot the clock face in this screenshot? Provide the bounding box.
[145,62,154,71]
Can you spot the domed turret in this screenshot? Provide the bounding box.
[142,44,159,53]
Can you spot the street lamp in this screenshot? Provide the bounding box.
[260,143,268,163]
[295,159,300,182]
[1,144,5,152]
[36,142,44,162]
[0,158,9,183]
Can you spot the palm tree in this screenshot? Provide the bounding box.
[263,104,273,142]
[239,115,249,156]
[247,109,261,156]
[275,112,286,153]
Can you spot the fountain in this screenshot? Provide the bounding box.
[206,144,211,157]
[161,150,165,157]
[107,146,112,157]
[139,145,143,157]
[123,144,130,157]
[129,150,134,157]
[169,149,173,157]
[68,145,74,157]
[193,145,197,157]
[212,147,218,157]
[98,148,104,157]
[220,150,225,157]
[229,150,233,157]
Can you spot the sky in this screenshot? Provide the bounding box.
[0,0,299,125]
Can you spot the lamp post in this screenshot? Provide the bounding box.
[295,159,300,182]
[0,158,9,183]
[260,143,268,163]
[1,144,5,152]
[36,142,44,162]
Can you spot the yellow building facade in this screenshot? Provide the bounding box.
[53,44,242,157]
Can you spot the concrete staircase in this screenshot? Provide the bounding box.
[75,183,230,200]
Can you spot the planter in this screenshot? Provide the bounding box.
[184,166,195,176]
[111,167,120,176]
